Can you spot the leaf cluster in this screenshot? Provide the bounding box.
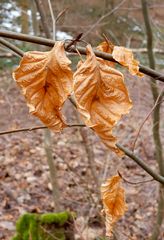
[13,40,142,155]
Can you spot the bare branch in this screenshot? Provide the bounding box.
[48,0,56,40]
[0,38,24,57]
[132,88,164,151]
[82,0,126,38]
[0,30,163,82]
[117,143,164,184]
[131,48,164,54]
[0,124,86,136]
[0,53,17,58]
[118,171,153,185]
[55,8,69,23]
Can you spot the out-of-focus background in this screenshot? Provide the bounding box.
[0,0,163,239]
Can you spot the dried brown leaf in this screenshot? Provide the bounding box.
[112,46,144,77]
[96,40,114,54]
[13,41,73,131]
[101,175,127,237]
[96,41,115,67]
[74,45,132,155]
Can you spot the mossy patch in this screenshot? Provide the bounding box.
[12,211,75,240]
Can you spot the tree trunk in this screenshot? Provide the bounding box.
[141,1,164,239]
[34,0,51,39]
[34,0,61,211]
[44,129,61,211]
[18,0,29,34]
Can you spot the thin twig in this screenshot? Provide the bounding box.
[65,33,83,51]
[48,0,56,40]
[132,87,164,151]
[131,48,164,54]
[75,47,84,62]
[0,30,163,81]
[117,143,164,184]
[55,7,69,23]
[118,171,154,185]
[82,0,127,38]
[0,124,86,136]
[0,53,17,58]
[0,38,24,57]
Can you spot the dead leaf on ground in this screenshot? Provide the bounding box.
[74,44,132,155]
[101,175,127,237]
[13,41,73,131]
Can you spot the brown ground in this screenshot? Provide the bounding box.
[0,64,164,240]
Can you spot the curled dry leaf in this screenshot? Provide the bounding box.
[96,40,115,67]
[74,44,132,155]
[96,40,114,54]
[101,175,127,237]
[112,46,144,77]
[13,41,73,131]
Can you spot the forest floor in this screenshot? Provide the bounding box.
[0,67,164,240]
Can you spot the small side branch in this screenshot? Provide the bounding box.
[117,143,164,185]
[132,88,164,151]
[0,38,24,57]
[0,124,86,136]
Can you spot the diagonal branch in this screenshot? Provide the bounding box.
[117,143,164,184]
[83,0,126,38]
[0,30,163,82]
[0,38,24,57]
[132,88,164,151]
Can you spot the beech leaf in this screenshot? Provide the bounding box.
[112,46,144,77]
[101,175,127,237]
[96,40,114,54]
[13,41,73,131]
[74,45,132,155]
[96,40,115,67]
